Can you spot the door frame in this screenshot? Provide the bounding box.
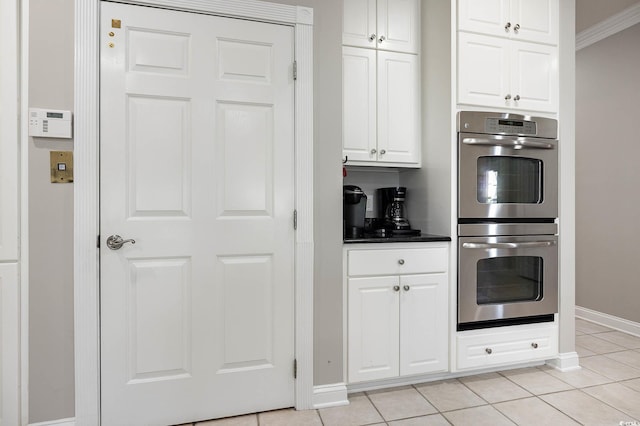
[74,1,314,423]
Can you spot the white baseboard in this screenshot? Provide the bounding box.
[312,383,349,409]
[546,352,581,372]
[29,418,75,426]
[575,306,640,337]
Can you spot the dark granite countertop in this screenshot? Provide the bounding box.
[344,233,451,244]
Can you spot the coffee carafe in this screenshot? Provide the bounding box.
[343,185,367,239]
[377,187,411,230]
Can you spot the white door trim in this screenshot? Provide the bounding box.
[74,1,314,424]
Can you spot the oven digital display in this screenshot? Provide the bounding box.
[498,120,523,127]
[485,118,537,135]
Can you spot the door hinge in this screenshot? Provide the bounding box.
[97,235,100,248]
[293,61,297,81]
[293,209,298,230]
[294,359,297,379]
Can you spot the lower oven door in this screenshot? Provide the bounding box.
[458,234,558,325]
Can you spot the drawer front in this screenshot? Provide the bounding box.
[348,247,448,276]
[456,323,558,370]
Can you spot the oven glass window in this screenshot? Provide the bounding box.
[477,157,542,204]
[476,256,543,304]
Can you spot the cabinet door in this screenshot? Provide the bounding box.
[510,40,558,113]
[511,0,558,45]
[458,0,509,38]
[377,51,420,165]
[343,47,378,162]
[399,273,448,376]
[348,276,400,383]
[377,0,419,54]
[457,32,510,109]
[343,0,377,49]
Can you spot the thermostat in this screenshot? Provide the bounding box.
[28,108,72,138]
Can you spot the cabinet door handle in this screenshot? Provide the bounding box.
[369,33,376,42]
[514,23,520,34]
[403,285,410,291]
[370,148,377,155]
[505,94,512,100]
[514,95,521,101]
[398,259,405,265]
[531,342,539,349]
[505,22,511,32]
[378,35,386,43]
[393,285,400,292]
[379,149,386,155]
[485,348,493,354]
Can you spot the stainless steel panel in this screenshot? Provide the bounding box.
[457,111,557,139]
[458,223,558,237]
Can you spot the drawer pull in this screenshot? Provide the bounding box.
[531,342,539,349]
[393,285,400,292]
[485,348,492,355]
[398,259,405,265]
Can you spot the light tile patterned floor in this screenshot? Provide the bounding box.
[191,318,640,425]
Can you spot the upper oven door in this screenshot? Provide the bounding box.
[458,132,558,219]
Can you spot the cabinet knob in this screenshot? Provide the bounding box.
[369,33,376,42]
[403,285,410,291]
[531,342,539,349]
[393,285,400,292]
[514,23,520,34]
[485,348,493,354]
[505,22,511,32]
[379,149,386,155]
[398,259,405,265]
[370,148,377,155]
[505,94,512,100]
[378,35,386,43]
[514,95,521,101]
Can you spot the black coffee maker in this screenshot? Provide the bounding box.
[376,187,419,235]
[343,185,367,239]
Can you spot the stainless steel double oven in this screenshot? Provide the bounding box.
[457,111,559,330]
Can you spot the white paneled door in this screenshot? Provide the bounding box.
[99,3,295,425]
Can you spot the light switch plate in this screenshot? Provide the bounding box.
[50,151,74,183]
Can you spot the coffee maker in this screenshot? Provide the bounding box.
[343,185,367,239]
[375,187,420,235]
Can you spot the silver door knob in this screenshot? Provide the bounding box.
[505,94,512,100]
[380,149,386,155]
[514,95,521,101]
[403,285,410,291]
[393,285,400,292]
[369,33,376,42]
[505,22,511,32]
[106,235,136,250]
[370,148,377,154]
[531,342,539,349]
[398,259,405,265]
[378,35,386,43]
[485,348,493,354]
[514,23,520,33]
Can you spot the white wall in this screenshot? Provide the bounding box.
[575,23,640,323]
[28,0,75,422]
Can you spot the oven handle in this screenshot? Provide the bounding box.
[462,241,557,249]
[462,137,555,150]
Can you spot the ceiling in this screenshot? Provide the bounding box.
[575,0,640,32]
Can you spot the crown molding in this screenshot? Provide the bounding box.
[576,2,640,51]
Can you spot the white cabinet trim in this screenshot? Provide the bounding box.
[75,1,314,423]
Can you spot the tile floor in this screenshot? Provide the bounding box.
[190,319,640,426]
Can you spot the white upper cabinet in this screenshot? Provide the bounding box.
[458,32,558,113]
[343,47,420,166]
[458,0,558,45]
[343,0,420,54]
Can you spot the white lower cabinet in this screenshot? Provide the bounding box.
[456,321,558,370]
[346,244,449,383]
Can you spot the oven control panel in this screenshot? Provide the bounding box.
[485,118,537,136]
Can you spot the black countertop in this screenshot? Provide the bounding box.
[344,233,451,244]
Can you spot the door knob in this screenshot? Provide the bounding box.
[369,33,376,42]
[378,35,386,43]
[106,235,136,250]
